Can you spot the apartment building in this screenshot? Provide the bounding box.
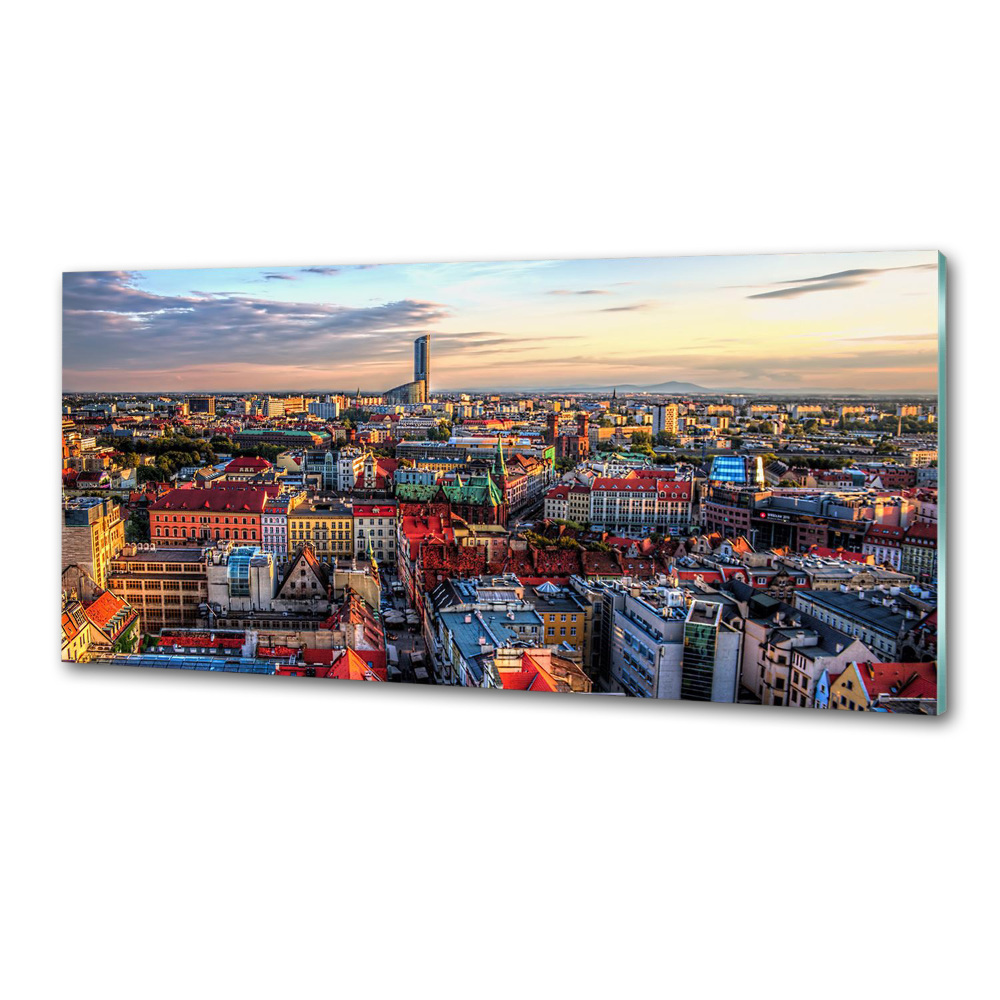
[287,500,354,561]
[589,477,693,535]
[62,496,125,591]
[353,502,398,564]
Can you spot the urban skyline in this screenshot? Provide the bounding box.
[63,251,940,394]
[61,250,941,711]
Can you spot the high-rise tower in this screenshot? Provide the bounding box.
[414,335,430,395]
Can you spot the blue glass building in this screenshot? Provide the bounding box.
[709,454,765,487]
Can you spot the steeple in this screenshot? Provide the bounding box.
[493,434,507,481]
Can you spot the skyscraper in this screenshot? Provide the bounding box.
[385,334,431,404]
[414,335,430,394]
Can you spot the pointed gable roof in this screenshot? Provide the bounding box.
[277,545,330,596]
[331,648,387,682]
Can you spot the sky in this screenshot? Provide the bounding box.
[62,251,941,394]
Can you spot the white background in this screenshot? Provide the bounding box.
[3,2,994,997]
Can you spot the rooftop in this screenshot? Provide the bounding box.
[115,546,207,563]
[686,600,723,628]
[794,589,911,634]
[149,487,271,514]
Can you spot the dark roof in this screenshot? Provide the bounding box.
[278,545,330,592]
[794,589,908,635]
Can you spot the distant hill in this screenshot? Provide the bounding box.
[575,379,713,394]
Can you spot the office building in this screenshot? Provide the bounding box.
[188,395,215,415]
[679,600,741,702]
[414,334,430,391]
[708,454,765,487]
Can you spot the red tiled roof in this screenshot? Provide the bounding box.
[224,456,271,472]
[591,477,691,499]
[855,662,937,701]
[331,648,388,682]
[499,653,559,692]
[905,521,937,542]
[592,477,658,492]
[353,503,398,517]
[84,591,133,630]
[149,487,270,513]
[866,524,905,541]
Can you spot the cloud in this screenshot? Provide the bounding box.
[262,272,296,281]
[746,262,937,300]
[547,288,610,295]
[63,271,449,380]
[598,303,650,312]
[748,278,865,299]
[301,267,341,276]
[836,332,938,343]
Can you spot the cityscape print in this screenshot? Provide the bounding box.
[61,252,943,712]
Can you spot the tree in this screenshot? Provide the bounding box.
[111,621,138,655]
[425,420,452,442]
[124,511,150,543]
[136,465,162,484]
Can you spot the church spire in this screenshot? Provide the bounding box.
[493,434,507,481]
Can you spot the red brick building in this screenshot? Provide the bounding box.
[149,487,271,546]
